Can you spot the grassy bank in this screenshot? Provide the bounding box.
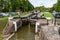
[0,17,8,40]
[43,12,54,19]
[43,12,60,25]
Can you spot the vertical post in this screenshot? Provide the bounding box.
[55,18,57,26]
[13,21,17,32]
[54,18,56,26]
[28,22,30,34]
[35,22,40,33]
[47,19,48,25]
[52,19,53,23]
[35,22,38,33]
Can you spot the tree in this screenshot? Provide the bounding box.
[0,0,6,12]
[0,0,34,12]
[36,6,46,12]
[54,0,60,12]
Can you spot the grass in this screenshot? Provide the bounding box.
[0,17,8,31]
[43,12,54,19]
[0,17,8,40]
[43,12,60,25]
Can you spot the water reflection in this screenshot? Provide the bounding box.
[9,23,35,40]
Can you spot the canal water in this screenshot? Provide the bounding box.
[9,23,35,40]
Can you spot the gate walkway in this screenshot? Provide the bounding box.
[35,18,60,40]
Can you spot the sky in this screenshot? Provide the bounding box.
[29,0,57,8]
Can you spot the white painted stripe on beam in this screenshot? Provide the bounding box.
[35,22,40,33]
[13,21,17,32]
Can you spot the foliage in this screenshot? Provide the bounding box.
[54,0,60,12]
[36,6,54,12]
[43,12,54,19]
[0,17,8,40]
[0,0,34,12]
[35,0,60,12]
[36,6,46,12]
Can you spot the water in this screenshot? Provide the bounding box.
[9,23,35,40]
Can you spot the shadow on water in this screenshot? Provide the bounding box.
[9,23,35,40]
